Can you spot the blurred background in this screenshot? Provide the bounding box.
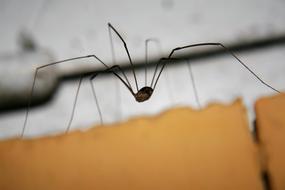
[0,0,284,139]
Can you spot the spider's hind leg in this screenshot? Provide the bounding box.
[186,60,201,109]
[151,57,202,109]
[65,75,84,133]
[87,65,138,127]
[89,73,104,126]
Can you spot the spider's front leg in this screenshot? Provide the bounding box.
[21,54,122,137]
[150,57,201,108]
[84,65,137,132]
[152,42,281,94]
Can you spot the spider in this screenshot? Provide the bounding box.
[20,23,281,137]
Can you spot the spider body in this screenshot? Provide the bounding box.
[135,86,153,102]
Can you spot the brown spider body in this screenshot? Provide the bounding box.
[135,87,153,102]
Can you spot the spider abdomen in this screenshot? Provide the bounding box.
[135,87,153,102]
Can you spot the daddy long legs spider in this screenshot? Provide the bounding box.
[20,23,281,138]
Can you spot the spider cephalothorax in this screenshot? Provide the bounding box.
[135,87,153,102]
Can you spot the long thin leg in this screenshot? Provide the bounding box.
[66,64,135,133]
[150,60,162,88]
[152,56,202,108]
[91,54,133,92]
[21,54,134,137]
[109,25,123,121]
[145,38,160,86]
[150,58,179,88]
[21,69,38,137]
[145,39,150,86]
[153,43,281,93]
[108,25,132,88]
[65,75,83,133]
[90,79,103,125]
[108,23,139,91]
[88,65,139,126]
[186,60,201,108]
[90,65,136,96]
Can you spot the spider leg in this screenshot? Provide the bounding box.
[109,25,129,121]
[90,78,103,125]
[150,58,179,88]
[21,54,133,138]
[65,64,136,133]
[186,60,201,108]
[65,74,84,133]
[90,65,136,97]
[144,39,177,105]
[86,65,138,129]
[151,57,201,108]
[145,38,160,86]
[108,25,132,89]
[65,72,103,134]
[152,43,281,93]
[108,23,139,91]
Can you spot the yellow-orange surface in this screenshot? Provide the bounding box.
[255,93,285,190]
[0,100,263,190]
